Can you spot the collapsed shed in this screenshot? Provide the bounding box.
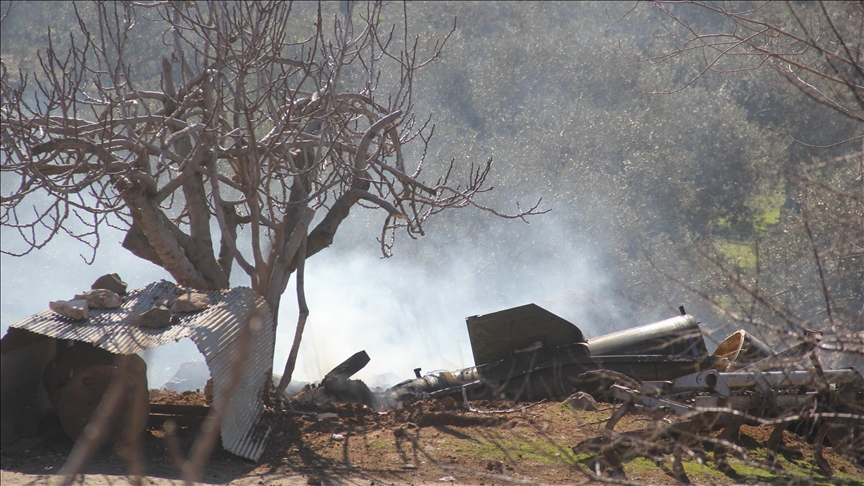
[0,279,274,461]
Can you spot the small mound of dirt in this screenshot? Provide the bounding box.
[149,389,209,406]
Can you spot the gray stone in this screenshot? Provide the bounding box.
[49,299,90,320]
[74,289,122,309]
[171,292,210,312]
[91,273,127,295]
[563,391,598,411]
[161,360,210,391]
[132,305,174,329]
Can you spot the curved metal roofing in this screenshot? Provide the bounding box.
[5,280,275,461]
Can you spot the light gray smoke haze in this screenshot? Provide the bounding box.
[1,214,637,389]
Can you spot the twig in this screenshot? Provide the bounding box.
[460,385,546,414]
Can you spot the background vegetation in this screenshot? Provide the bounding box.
[2,1,861,367]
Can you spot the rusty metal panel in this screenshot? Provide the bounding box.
[5,280,275,461]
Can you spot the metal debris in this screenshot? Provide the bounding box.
[584,314,707,357]
[386,305,722,404]
[573,336,864,481]
[291,351,376,407]
[373,301,863,481]
[0,280,275,461]
[466,303,586,366]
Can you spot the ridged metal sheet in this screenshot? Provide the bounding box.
[6,280,275,461]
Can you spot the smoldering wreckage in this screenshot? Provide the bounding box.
[1,275,862,482]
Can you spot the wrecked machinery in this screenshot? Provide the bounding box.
[385,304,726,403]
[572,330,864,482]
[373,303,863,480]
[4,277,862,475]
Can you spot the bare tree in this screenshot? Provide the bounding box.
[0,1,542,389]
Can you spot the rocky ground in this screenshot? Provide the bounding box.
[2,391,862,485]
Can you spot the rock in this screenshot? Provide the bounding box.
[74,289,122,309]
[563,391,598,411]
[49,299,89,320]
[171,292,210,312]
[91,273,127,295]
[132,305,174,329]
[306,476,322,486]
[440,395,458,410]
[204,378,213,405]
[162,361,210,391]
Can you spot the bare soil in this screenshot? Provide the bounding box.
[2,391,862,485]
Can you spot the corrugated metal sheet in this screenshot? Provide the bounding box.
[2,280,275,461]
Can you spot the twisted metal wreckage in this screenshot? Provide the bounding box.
[2,278,862,479]
[308,303,864,480]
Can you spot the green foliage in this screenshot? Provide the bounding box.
[718,242,757,270]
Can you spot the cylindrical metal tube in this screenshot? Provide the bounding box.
[586,315,707,357]
[722,369,861,389]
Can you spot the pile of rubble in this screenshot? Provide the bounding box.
[284,303,863,482]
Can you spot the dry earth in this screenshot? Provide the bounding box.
[2,392,862,485]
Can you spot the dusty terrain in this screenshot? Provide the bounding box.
[2,392,862,485]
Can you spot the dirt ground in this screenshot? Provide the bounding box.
[2,391,862,485]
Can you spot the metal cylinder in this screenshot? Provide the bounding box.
[722,369,862,389]
[586,314,707,357]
